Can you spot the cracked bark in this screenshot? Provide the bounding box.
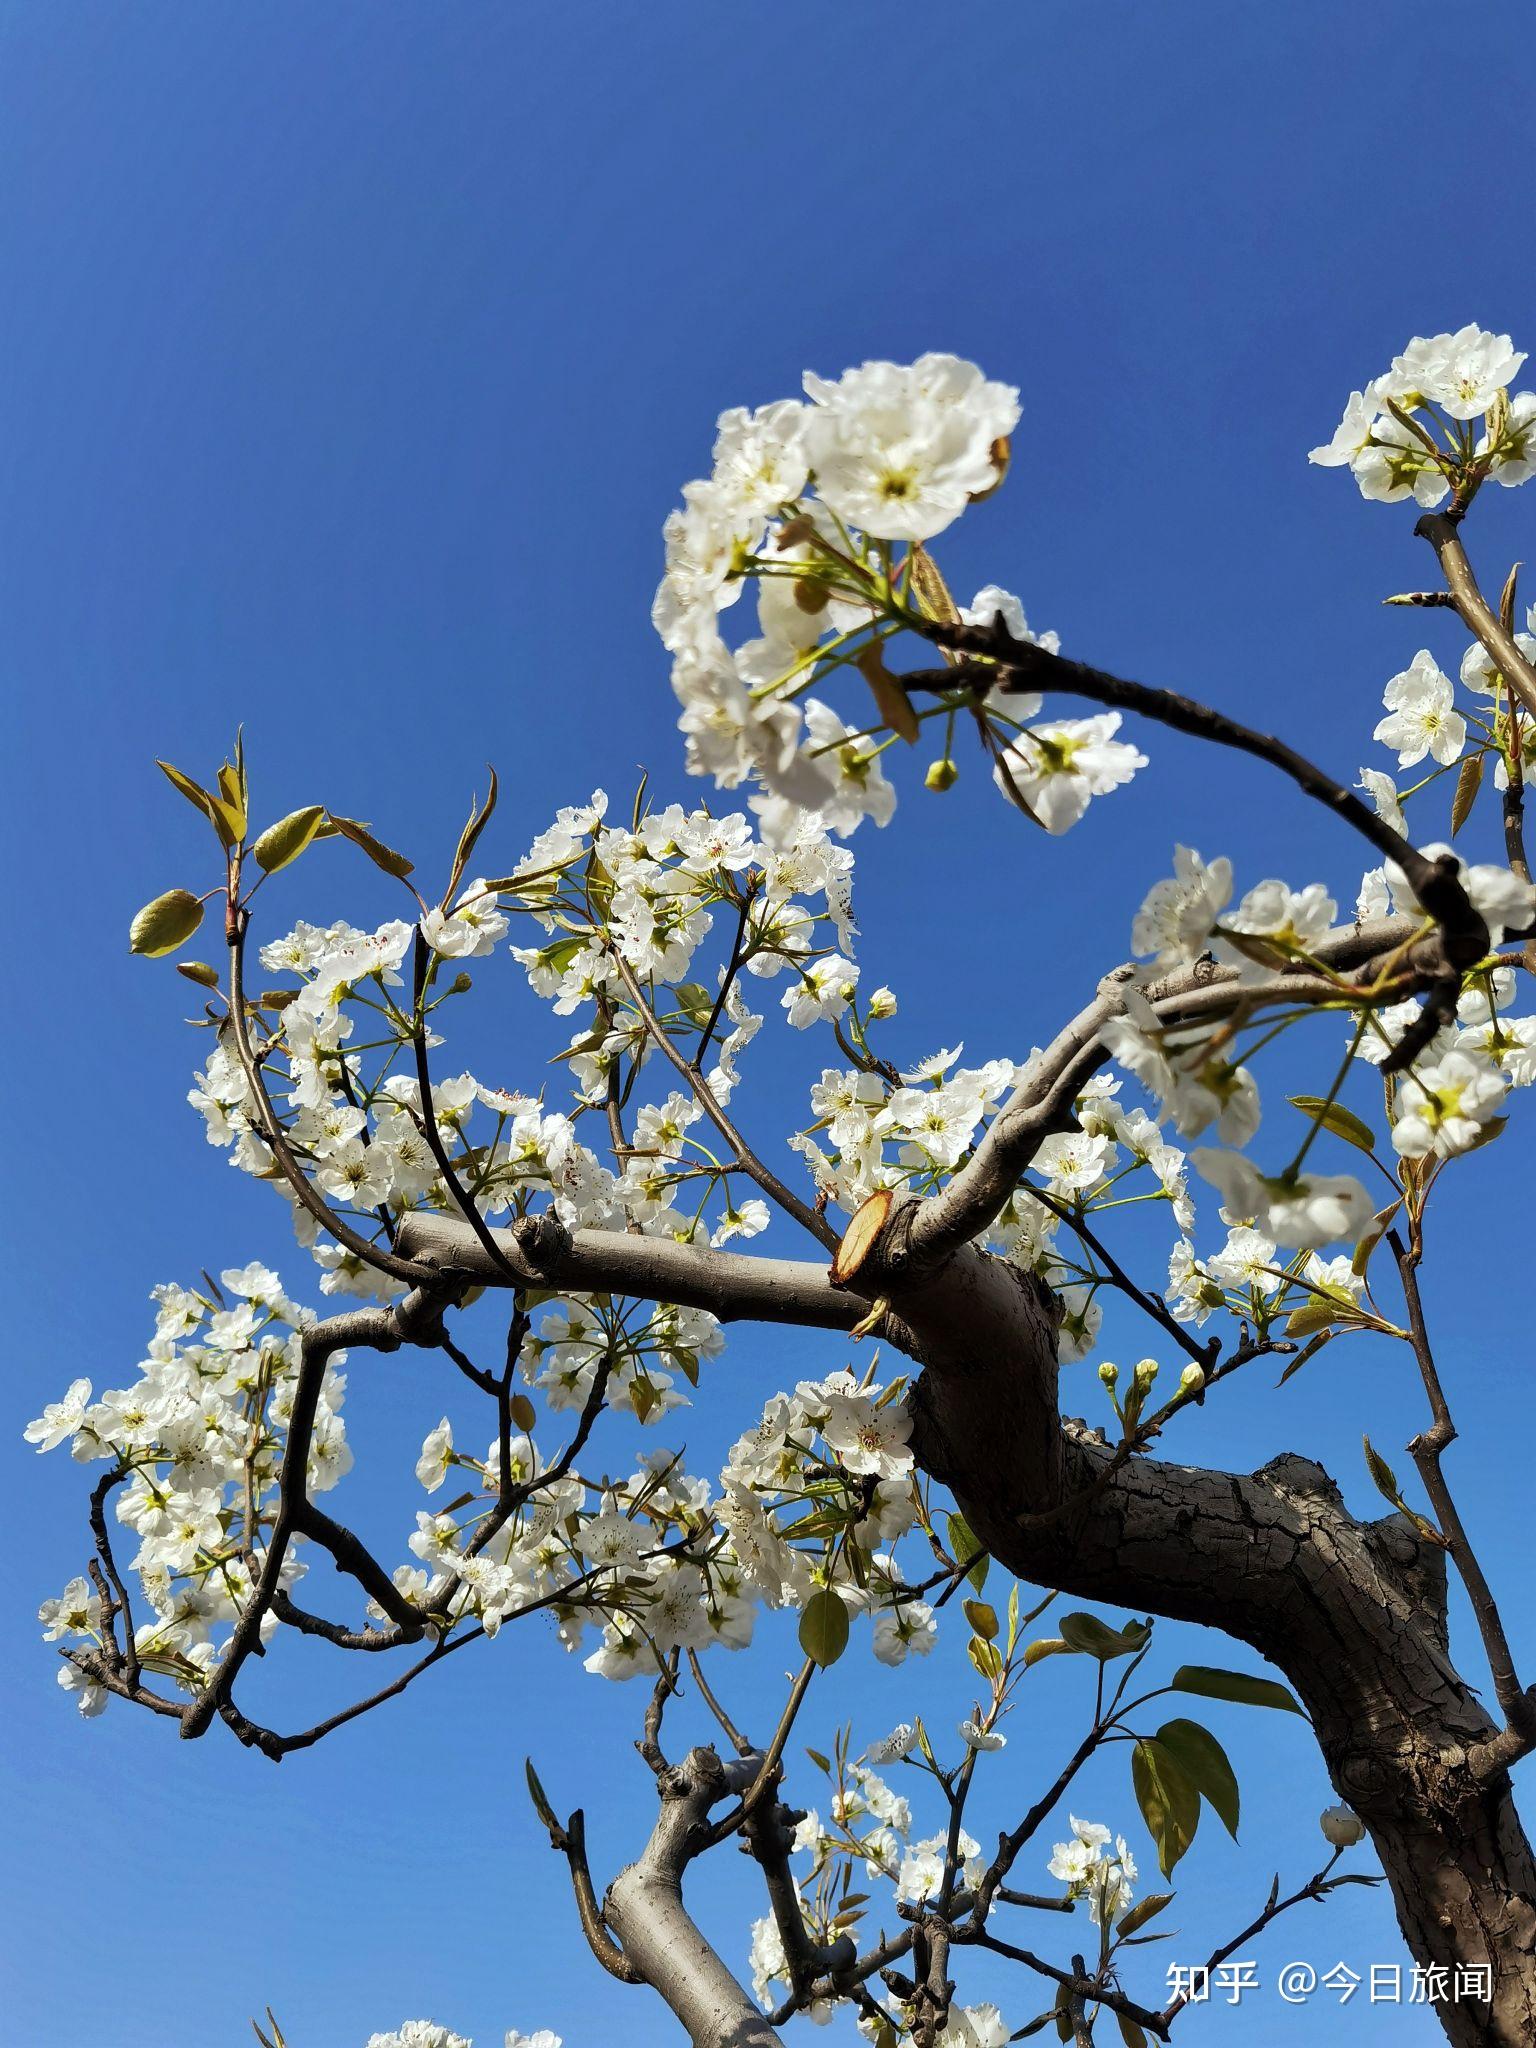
[889,1239,1536,2048]
[406,1195,1536,2043]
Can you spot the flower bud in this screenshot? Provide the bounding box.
[925,758,959,792]
[1319,1803,1366,1848]
[1132,1358,1160,1392]
[449,973,474,995]
[867,986,899,1020]
[1179,1363,1206,1396]
[1097,1362,1119,1388]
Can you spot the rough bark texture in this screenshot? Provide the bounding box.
[885,1237,1536,2048]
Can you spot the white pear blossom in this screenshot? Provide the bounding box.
[1373,651,1464,768]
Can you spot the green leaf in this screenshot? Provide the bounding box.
[444,766,499,905]
[253,805,327,875]
[1131,1737,1201,1878]
[968,1634,1004,1682]
[1169,1664,1303,1715]
[962,1599,999,1642]
[1287,1095,1378,1155]
[1023,1636,1071,1668]
[157,759,217,815]
[673,982,715,1028]
[805,1747,831,1775]
[130,888,205,957]
[328,813,415,879]
[1451,750,1485,836]
[1284,1298,1341,1339]
[946,1512,988,1591]
[1058,1611,1152,1661]
[1114,1891,1175,1938]
[216,760,248,840]
[1155,1718,1240,1838]
[1363,1434,1406,1511]
[176,959,222,988]
[1116,2016,1149,2048]
[799,1588,850,1668]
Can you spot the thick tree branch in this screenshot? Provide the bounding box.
[395,1208,869,1329]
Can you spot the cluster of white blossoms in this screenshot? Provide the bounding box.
[27,1266,336,1715]
[1361,608,1536,819]
[1310,323,1533,505]
[653,355,1147,842]
[1047,1815,1139,1927]
[795,1047,1197,1364]
[28,1265,940,1700]
[364,2027,558,2048]
[1105,833,1536,1261]
[580,1366,930,1681]
[188,791,861,1333]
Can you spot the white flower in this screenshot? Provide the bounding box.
[1390,1049,1506,1159]
[781,955,859,1028]
[505,2032,563,2048]
[1384,324,1526,421]
[1373,651,1464,768]
[1191,1150,1373,1251]
[936,2004,1009,2048]
[802,354,1018,542]
[1387,843,1536,948]
[415,1418,453,1493]
[866,1722,918,1764]
[24,1379,93,1454]
[1357,767,1407,837]
[993,714,1148,833]
[1132,846,1233,970]
[821,1389,915,1479]
[1309,386,1385,468]
[1461,631,1536,697]
[872,1599,937,1664]
[1033,1129,1114,1193]
[959,1718,1006,1751]
[1208,1224,1280,1297]
[1319,1803,1366,1848]
[1483,390,1536,486]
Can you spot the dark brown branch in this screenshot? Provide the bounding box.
[1390,1230,1536,1779]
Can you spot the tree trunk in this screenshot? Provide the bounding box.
[892,1242,1536,2046]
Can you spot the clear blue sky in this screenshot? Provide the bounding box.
[3,6,1533,2045]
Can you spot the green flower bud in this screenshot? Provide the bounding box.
[1179,1363,1206,1395]
[1097,1362,1119,1388]
[925,758,959,792]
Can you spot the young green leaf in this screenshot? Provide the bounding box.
[1059,1612,1152,1661]
[328,813,416,879]
[799,1588,850,1668]
[1131,1737,1201,1878]
[1169,1665,1303,1715]
[176,960,222,988]
[1450,750,1485,836]
[962,1598,999,1642]
[1114,1891,1175,1938]
[253,805,327,875]
[129,888,205,957]
[1116,2017,1148,2048]
[1155,1718,1240,1838]
[1363,1434,1402,1507]
[1287,1095,1378,1155]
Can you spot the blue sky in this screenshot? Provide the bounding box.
[3,5,1533,2044]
